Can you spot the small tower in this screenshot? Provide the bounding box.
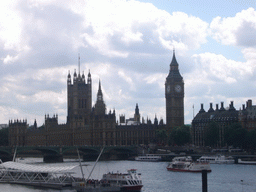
[67,71,71,85]
[154,114,158,126]
[34,119,37,129]
[119,115,125,124]
[134,103,140,123]
[82,71,85,83]
[87,70,91,85]
[94,80,106,116]
[73,69,77,83]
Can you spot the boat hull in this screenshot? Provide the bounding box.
[73,182,121,192]
[166,167,212,173]
[77,186,121,192]
[121,184,143,191]
[238,159,256,165]
[135,154,161,162]
[134,158,160,162]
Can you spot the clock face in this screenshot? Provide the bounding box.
[175,85,182,93]
[167,85,171,93]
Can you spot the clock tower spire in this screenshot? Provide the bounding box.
[165,50,184,131]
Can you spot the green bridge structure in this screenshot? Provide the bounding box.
[0,146,139,163]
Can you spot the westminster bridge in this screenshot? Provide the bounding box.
[0,146,254,163]
[0,146,138,163]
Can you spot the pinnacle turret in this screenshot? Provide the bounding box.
[97,80,103,101]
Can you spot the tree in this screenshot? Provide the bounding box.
[156,129,168,145]
[170,125,191,146]
[246,129,256,153]
[204,121,219,147]
[224,122,247,148]
[0,128,9,146]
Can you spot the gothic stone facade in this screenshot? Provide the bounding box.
[9,53,182,147]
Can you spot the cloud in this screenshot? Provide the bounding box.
[0,1,24,51]
[1,0,254,127]
[79,1,209,56]
[211,7,256,47]
[192,52,254,84]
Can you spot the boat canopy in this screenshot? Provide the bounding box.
[0,161,78,173]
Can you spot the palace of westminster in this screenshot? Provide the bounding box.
[8,51,256,147]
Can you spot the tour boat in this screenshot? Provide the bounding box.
[73,147,121,192]
[238,158,256,165]
[166,156,212,173]
[135,154,162,161]
[197,155,235,164]
[102,169,143,191]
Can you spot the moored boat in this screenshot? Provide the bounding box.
[238,158,256,165]
[72,147,121,192]
[167,156,211,173]
[135,154,161,161]
[102,169,143,191]
[197,155,234,164]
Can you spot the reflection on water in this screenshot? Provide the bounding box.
[1,158,256,192]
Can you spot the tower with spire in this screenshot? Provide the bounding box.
[93,80,106,116]
[134,103,140,123]
[67,55,92,127]
[91,80,116,146]
[165,49,184,131]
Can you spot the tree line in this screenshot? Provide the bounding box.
[156,122,256,152]
[156,125,191,146]
[0,128,8,146]
[205,122,256,152]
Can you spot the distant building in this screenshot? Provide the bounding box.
[9,52,183,147]
[0,124,7,129]
[192,100,256,147]
[239,99,256,131]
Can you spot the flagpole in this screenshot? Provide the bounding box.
[193,104,194,119]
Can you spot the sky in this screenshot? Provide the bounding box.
[1,0,256,126]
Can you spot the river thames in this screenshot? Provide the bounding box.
[0,158,256,192]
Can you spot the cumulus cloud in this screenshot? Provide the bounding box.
[192,52,254,84]
[0,0,255,126]
[79,1,209,55]
[211,7,256,47]
[29,0,208,56]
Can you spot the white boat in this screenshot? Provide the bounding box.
[0,160,77,189]
[72,147,121,192]
[102,169,143,191]
[167,156,211,173]
[135,154,161,161]
[197,155,234,164]
[238,159,256,165]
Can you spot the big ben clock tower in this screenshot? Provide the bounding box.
[165,50,184,131]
